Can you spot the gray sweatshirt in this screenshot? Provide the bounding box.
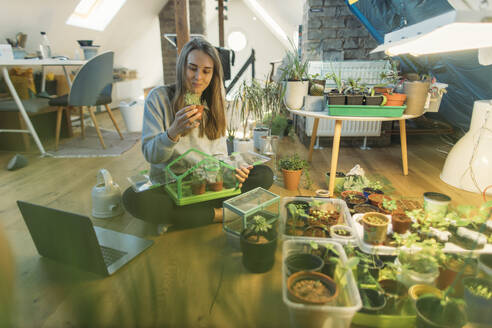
[141,85,227,182]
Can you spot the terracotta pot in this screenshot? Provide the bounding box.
[341,190,363,199]
[281,168,302,191]
[362,212,389,245]
[391,212,412,234]
[191,182,206,195]
[287,271,339,305]
[208,181,223,192]
[436,256,478,297]
[368,194,390,207]
[383,92,407,106]
[374,87,393,94]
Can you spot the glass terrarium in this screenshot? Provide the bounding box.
[164,148,240,205]
[223,187,280,238]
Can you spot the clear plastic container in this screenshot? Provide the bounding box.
[223,187,280,249]
[282,239,361,328]
[280,197,355,244]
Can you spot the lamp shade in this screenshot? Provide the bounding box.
[440,100,492,195]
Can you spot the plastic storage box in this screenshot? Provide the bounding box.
[223,187,280,249]
[282,239,361,328]
[164,148,240,206]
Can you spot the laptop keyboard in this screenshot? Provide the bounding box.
[100,245,127,266]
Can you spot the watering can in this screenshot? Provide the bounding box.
[92,169,124,219]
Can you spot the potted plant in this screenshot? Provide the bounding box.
[286,203,309,236]
[353,203,380,214]
[364,87,385,106]
[463,277,492,325]
[344,193,367,209]
[240,215,277,273]
[379,198,399,215]
[378,279,408,314]
[345,78,364,105]
[408,284,442,303]
[359,288,386,314]
[368,194,391,207]
[379,59,406,107]
[184,91,205,118]
[436,253,478,296]
[325,171,345,193]
[279,154,310,191]
[287,271,338,304]
[309,242,340,278]
[330,225,353,240]
[403,74,431,115]
[415,292,467,328]
[326,65,346,105]
[225,101,238,155]
[361,212,389,245]
[207,167,223,191]
[396,244,443,288]
[279,43,309,110]
[391,212,412,234]
[190,168,206,195]
[285,252,324,276]
[362,187,383,198]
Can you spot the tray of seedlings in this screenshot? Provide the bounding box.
[280,197,355,244]
[346,197,492,256]
[282,239,361,328]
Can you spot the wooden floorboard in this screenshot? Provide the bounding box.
[0,110,483,327]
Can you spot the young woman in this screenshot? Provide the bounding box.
[123,38,273,232]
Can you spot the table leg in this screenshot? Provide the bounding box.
[1,67,47,156]
[329,120,343,197]
[399,119,408,176]
[41,66,46,92]
[308,117,320,162]
[62,66,72,88]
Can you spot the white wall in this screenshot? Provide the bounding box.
[206,0,289,90]
[0,0,166,89]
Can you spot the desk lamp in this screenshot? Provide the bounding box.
[371,0,492,195]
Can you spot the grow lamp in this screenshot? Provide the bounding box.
[371,1,492,63]
[440,100,492,195]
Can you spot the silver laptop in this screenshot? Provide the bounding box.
[17,200,153,276]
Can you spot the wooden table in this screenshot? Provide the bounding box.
[288,109,422,197]
[0,58,85,156]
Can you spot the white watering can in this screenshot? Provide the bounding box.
[92,169,124,219]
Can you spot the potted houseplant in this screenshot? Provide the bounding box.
[344,193,367,209]
[362,187,383,198]
[378,279,408,314]
[240,215,277,273]
[280,43,309,110]
[305,73,326,112]
[184,91,205,118]
[364,87,385,106]
[353,203,380,214]
[286,203,309,236]
[463,277,492,325]
[330,225,353,240]
[403,74,431,115]
[287,271,338,304]
[285,252,324,276]
[190,168,206,195]
[225,101,238,155]
[368,194,391,207]
[309,242,340,278]
[379,59,406,107]
[326,65,346,105]
[207,167,223,191]
[379,198,399,215]
[415,292,467,328]
[436,253,478,297]
[279,154,310,191]
[361,212,389,245]
[345,78,364,105]
[396,245,443,288]
[391,212,412,234]
[359,288,386,314]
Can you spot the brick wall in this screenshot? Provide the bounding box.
[301,0,384,61]
[159,0,207,85]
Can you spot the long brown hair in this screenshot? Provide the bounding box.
[172,38,226,140]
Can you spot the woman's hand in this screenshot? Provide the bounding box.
[235,166,252,189]
[167,105,201,141]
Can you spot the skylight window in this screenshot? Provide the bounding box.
[66,0,126,31]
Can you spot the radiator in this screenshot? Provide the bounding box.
[303,60,390,137]
[305,118,382,137]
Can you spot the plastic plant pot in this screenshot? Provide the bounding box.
[353,203,380,214]
[358,256,384,282]
[436,256,477,297]
[359,288,386,314]
[423,192,451,219]
[379,279,408,314]
[207,181,223,192]
[285,200,310,218]
[325,171,345,192]
[341,190,363,200]
[362,187,384,198]
[240,229,277,273]
[415,296,467,328]
[345,194,368,209]
[330,225,353,240]
[304,225,329,238]
[463,277,492,325]
[391,213,412,234]
[362,212,389,245]
[191,182,206,195]
[287,271,339,305]
[397,265,439,289]
[408,284,442,303]
[285,253,324,276]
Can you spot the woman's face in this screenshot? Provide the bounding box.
[185,49,214,95]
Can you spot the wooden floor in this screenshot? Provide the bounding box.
[0,110,482,327]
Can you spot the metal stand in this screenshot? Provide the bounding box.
[360,136,371,150]
[313,136,323,149]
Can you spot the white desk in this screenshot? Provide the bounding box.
[289,109,423,196]
[0,59,86,156]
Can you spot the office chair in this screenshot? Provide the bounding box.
[49,51,123,149]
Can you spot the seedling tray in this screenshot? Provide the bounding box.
[327,105,405,117]
[280,197,355,244]
[348,213,492,256]
[165,182,240,206]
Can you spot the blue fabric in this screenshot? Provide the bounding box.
[347,0,491,130]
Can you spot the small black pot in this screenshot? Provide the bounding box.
[364,95,384,106]
[240,229,277,273]
[344,194,367,209]
[327,93,346,105]
[357,257,384,282]
[379,279,408,314]
[346,94,364,105]
[285,200,310,219]
[226,138,234,155]
[285,253,324,276]
[416,296,467,328]
[362,187,384,198]
[359,288,386,314]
